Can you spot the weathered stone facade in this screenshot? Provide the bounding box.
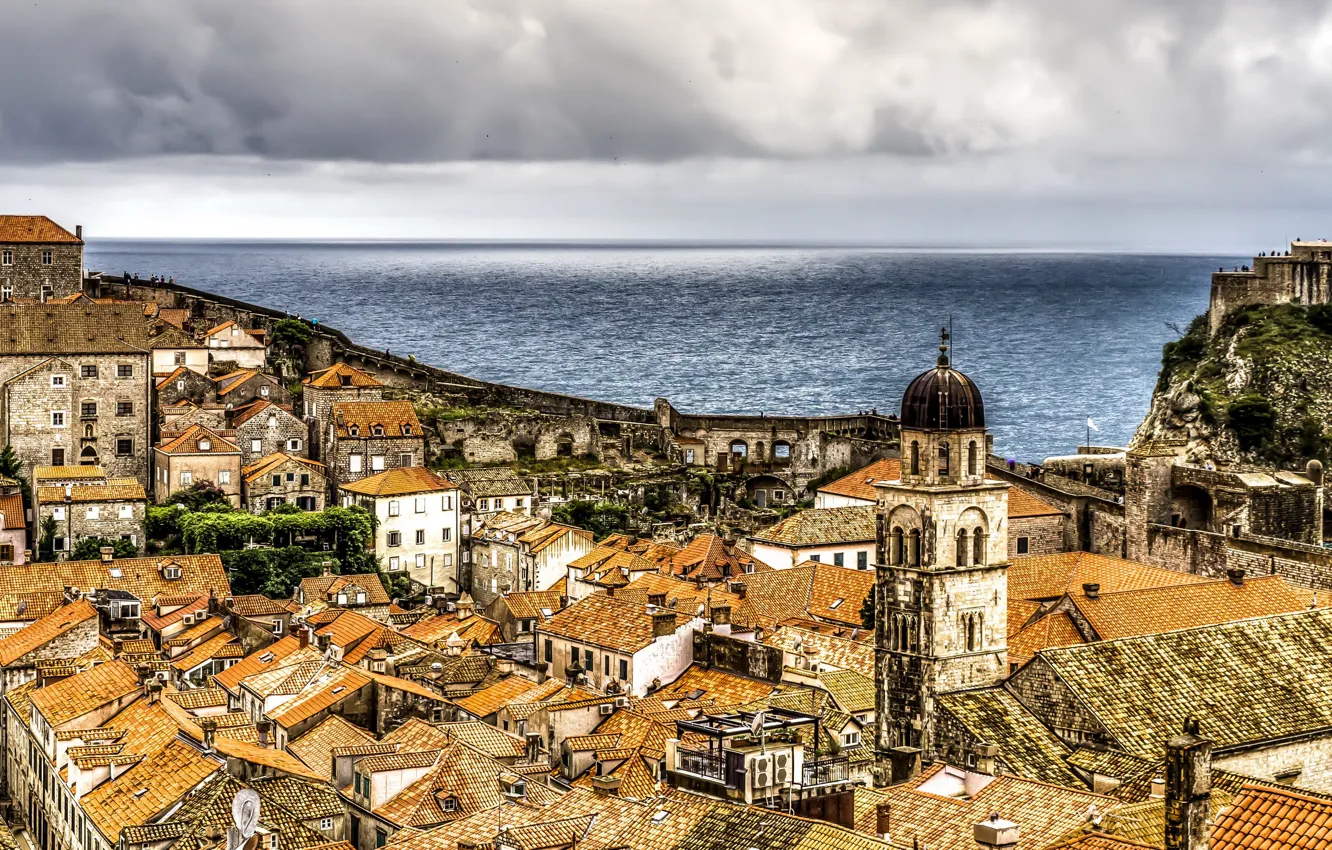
[232,402,307,467]
[155,368,215,408]
[0,355,151,486]
[1009,513,1066,559]
[36,485,148,554]
[1209,240,1332,334]
[329,433,424,490]
[241,453,326,514]
[0,217,83,301]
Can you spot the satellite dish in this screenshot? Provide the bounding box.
[749,711,765,737]
[232,788,260,839]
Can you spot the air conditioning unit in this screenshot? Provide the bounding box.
[599,703,614,715]
[751,755,771,788]
[615,697,629,708]
[773,751,790,785]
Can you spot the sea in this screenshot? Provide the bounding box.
[85,242,1241,463]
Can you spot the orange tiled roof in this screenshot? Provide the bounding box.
[1073,575,1318,642]
[817,458,902,502]
[0,599,96,666]
[739,561,873,627]
[37,482,146,503]
[0,216,81,244]
[230,399,299,428]
[268,666,372,729]
[241,451,325,484]
[656,665,779,709]
[1009,486,1067,518]
[214,369,276,395]
[30,659,140,726]
[667,533,771,581]
[0,556,229,613]
[339,466,457,497]
[81,739,220,843]
[304,362,383,389]
[1008,552,1208,603]
[332,401,421,438]
[0,491,22,529]
[212,634,303,691]
[500,590,565,622]
[751,506,877,546]
[536,593,668,654]
[169,632,241,672]
[157,424,239,455]
[296,572,391,606]
[1211,783,1332,850]
[452,676,550,719]
[1009,611,1086,667]
[287,714,376,778]
[473,511,592,556]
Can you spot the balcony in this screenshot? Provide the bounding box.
[802,755,849,787]
[677,747,725,781]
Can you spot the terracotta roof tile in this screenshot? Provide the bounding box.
[0,599,96,666]
[1073,575,1318,641]
[81,740,220,843]
[740,561,874,627]
[452,676,553,719]
[286,714,375,778]
[157,424,240,455]
[297,572,391,606]
[30,659,140,726]
[1212,783,1332,850]
[474,511,592,555]
[37,482,146,502]
[0,215,81,243]
[213,635,304,692]
[752,506,877,546]
[817,458,902,502]
[0,304,192,354]
[268,667,372,728]
[1009,611,1086,667]
[304,362,382,389]
[1009,486,1067,518]
[434,720,529,759]
[339,466,457,497]
[536,593,667,654]
[657,664,779,709]
[1009,552,1207,603]
[331,400,421,438]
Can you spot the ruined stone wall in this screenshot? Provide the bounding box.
[1247,486,1321,544]
[1142,524,1231,578]
[433,413,597,465]
[1209,253,1332,334]
[1125,453,1176,562]
[1226,533,1332,591]
[1088,507,1127,557]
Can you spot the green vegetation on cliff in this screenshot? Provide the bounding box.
[1143,304,1332,466]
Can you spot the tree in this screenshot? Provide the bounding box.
[71,536,138,561]
[271,318,314,350]
[550,500,630,540]
[36,515,56,563]
[860,586,876,631]
[166,482,233,511]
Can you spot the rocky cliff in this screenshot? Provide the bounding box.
[1135,304,1332,466]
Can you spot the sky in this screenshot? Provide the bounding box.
[5,0,1332,249]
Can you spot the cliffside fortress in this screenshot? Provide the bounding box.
[1210,239,1332,333]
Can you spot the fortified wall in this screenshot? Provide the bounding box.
[89,273,897,481]
[1210,240,1332,333]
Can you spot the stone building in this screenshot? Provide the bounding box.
[214,369,291,409]
[202,321,268,370]
[230,400,307,467]
[241,452,326,513]
[0,216,83,301]
[326,400,424,489]
[338,467,461,594]
[154,366,215,408]
[469,511,594,607]
[36,479,148,555]
[1209,239,1332,334]
[149,338,209,377]
[874,331,1010,776]
[1007,487,1070,558]
[152,424,242,506]
[159,399,227,435]
[0,304,173,486]
[749,505,877,571]
[302,362,384,462]
[0,477,24,565]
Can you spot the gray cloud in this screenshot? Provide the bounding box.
[7,0,1332,166]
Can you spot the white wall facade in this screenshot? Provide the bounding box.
[372,490,461,592]
[751,540,875,571]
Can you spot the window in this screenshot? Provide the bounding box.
[272,474,282,487]
[52,447,65,465]
[199,439,211,451]
[938,443,950,476]
[387,531,402,547]
[116,438,133,457]
[259,385,269,397]
[80,365,98,378]
[51,374,66,388]
[81,402,96,417]
[619,658,629,680]
[117,401,133,416]
[774,441,791,459]
[41,249,52,265]
[86,506,100,520]
[478,498,489,511]
[414,497,425,514]
[399,452,413,466]
[584,648,593,670]
[957,529,969,567]
[810,553,820,562]
[730,440,748,458]
[518,618,531,633]
[442,553,452,567]
[348,425,359,437]
[371,455,385,471]
[319,818,333,832]
[0,285,9,301]
[857,551,868,570]
[349,454,363,473]
[287,438,301,451]
[53,506,66,520]
[973,528,984,565]
[515,497,525,508]
[544,639,553,663]
[841,731,861,747]
[388,500,400,517]
[176,379,185,391]
[371,425,385,437]
[51,411,65,427]
[388,556,401,571]
[685,448,695,464]
[910,440,920,475]
[54,535,66,551]
[442,494,454,511]
[181,471,193,486]
[833,552,844,567]
[1016,536,1029,555]
[119,504,133,519]
[173,350,187,366]
[375,829,387,848]
[415,530,425,545]
[250,438,262,453]
[442,527,451,542]
[118,364,133,378]
[968,441,978,476]
[0,250,9,265]
[415,553,425,568]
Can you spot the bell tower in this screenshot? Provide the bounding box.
[874,329,1009,782]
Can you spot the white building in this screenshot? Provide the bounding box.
[748,505,877,571]
[339,467,461,593]
[202,321,267,369]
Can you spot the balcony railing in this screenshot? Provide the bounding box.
[677,748,725,781]
[802,755,850,786]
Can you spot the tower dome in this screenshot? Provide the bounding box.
[900,328,985,430]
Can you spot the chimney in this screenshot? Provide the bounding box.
[525,733,541,764]
[651,610,677,638]
[256,720,272,748]
[100,546,114,564]
[974,814,1020,850]
[590,774,622,796]
[298,627,310,649]
[322,563,332,576]
[876,802,891,841]
[147,679,162,704]
[888,746,921,785]
[1227,568,1245,586]
[729,580,747,600]
[1149,777,1166,799]
[76,225,83,240]
[113,638,123,656]
[1082,582,1100,599]
[1165,718,1212,850]
[974,742,1000,776]
[1307,458,1324,487]
[711,603,731,626]
[200,718,217,754]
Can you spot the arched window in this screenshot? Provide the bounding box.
[968,441,978,476]
[909,529,921,566]
[938,443,950,476]
[910,441,920,476]
[956,529,968,567]
[973,529,985,565]
[890,528,904,566]
[773,441,791,460]
[965,613,979,651]
[730,440,748,458]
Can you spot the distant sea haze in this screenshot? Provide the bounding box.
[88,241,1238,462]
